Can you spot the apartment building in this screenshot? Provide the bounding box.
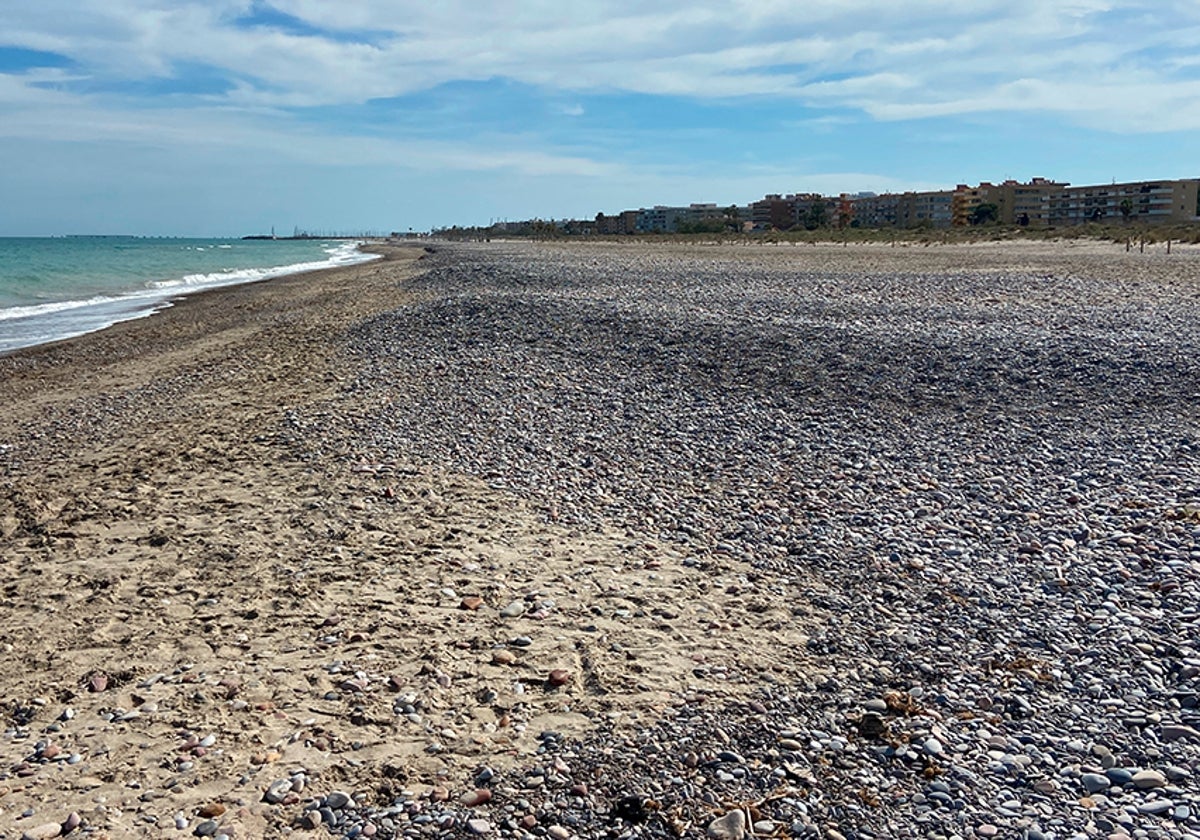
[594,210,640,235]
[636,203,726,232]
[487,175,1200,239]
[951,183,990,227]
[750,194,796,229]
[851,193,902,228]
[750,193,839,230]
[1044,179,1200,226]
[949,178,1066,226]
[899,190,955,228]
[999,178,1065,226]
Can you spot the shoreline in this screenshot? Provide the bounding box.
[0,238,383,358]
[0,243,404,399]
[1,240,1198,839]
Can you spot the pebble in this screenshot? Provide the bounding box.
[500,600,525,618]
[1106,768,1134,785]
[1132,770,1167,789]
[264,779,293,804]
[460,789,492,807]
[1161,724,1200,741]
[707,809,747,840]
[1138,799,1174,815]
[325,791,353,808]
[61,241,1194,840]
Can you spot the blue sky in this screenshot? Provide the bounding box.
[0,0,1197,235]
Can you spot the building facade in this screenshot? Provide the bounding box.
[949,178,1065,226]
[636,203,726,232]
[1044,179,1200,226]
[750,193,840,230]
[898,190,955,228]
[594,210,640,235]
[851,193,902,228]
[479,175,1200,238]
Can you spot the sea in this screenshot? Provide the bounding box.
[0,236,380,355]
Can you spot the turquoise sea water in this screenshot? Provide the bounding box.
[0,237,379,355]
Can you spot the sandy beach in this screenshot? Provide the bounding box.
[1,239,1198,840]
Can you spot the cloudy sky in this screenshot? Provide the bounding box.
[1,1,1197,235]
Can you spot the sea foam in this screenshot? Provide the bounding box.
[0,239,379,354]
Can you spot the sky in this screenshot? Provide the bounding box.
[1,0,1198,236]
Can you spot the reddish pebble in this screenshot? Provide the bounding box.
[430,785,449,802]
[88,673,108,693]
[198,803,226,818]
[570,783,588,796]
[520,815,538,829]
[460,788,493,807]
[460,596,484,611]
[548,669,571,686]
[41,744,61,760]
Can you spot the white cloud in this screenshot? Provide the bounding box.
[2,0,1197,123]
[0,86,624,177]
[867,75,1200,132]
[2,0,1200,172]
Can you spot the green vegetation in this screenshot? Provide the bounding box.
[675,218,729,234]
[969,203,1000,225]
[431,220,1200,246]
[803,203,829,230]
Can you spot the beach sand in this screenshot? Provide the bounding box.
[1,238,1197,839]
[0,244,827,837]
